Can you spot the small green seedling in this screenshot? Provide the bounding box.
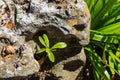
[36,34,67,62]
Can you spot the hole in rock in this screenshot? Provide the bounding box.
[48,0,54,3]
[73,24,86,31]
[65,10,70,16]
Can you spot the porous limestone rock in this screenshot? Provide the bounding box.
[0,0,90,80]
[0,27,40,80]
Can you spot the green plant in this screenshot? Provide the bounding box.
[84,0,120,80]
[36,34,67,62]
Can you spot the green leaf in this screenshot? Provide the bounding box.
[46,48,55,62]
[92,57,110,80]
[93,0,103,18]
[117,64,120,75]
[39,36,47,47]
[51,42,67,50]
[108,55,115,74]
[85,0,120,79]
[36,48,46,54]
[109,50,120,63]
[43,34,49,47]
[102,51,107,64]
[104,70,110,80]
[91,0,117,29]
[85,47,110,80]
[93,69,100,80]
[90,30,119,44]
[98,22,120,34]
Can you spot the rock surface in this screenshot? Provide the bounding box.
[0,0,90,80]
[0,27,40,80]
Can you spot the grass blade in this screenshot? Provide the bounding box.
[108,50,120,63]
[85,47,110,80]
[91,32,119,44]
[108,55,115,75]
[98,22,120,34]
[90,0,117,29]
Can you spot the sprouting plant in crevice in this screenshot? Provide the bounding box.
[36,34,67,62]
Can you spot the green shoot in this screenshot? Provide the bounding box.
[36,34,67,62]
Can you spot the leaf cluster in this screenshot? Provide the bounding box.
[36,34,67,62]
[84,0,120,79]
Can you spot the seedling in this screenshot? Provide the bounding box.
[36,34,67,62]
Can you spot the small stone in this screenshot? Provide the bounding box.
[4,46,15,55]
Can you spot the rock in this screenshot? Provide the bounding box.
[34,28,86,80]
[10,0,90,45]
[0,27,40,80]
[0,0,90,80]
[51,48,86,80]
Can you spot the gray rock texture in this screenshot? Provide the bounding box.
[0,0,90,80]
[0,27,40,80]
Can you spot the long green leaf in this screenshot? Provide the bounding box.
[51,42,67,50]
[36,48,46,54]
[39,36,47,47]
[116,46,120,58]
[98,22,120,34]
[93,69,100,80]
[108,55,115,74]
[84,0,120,79]
[43,34,49,47]
[102,6,120,26]
[102,45,107,64]
[93,0,103,18]
[91,32,119,44]
[104,70,111,80]
[91,0,117,29]
[85,47,110,80]
[84,0,95,11]
[117,64,120,75]
[108,50,120,63]
[46,48,55,62]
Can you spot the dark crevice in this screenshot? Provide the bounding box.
[73,24,86,31]
[48,0,54,3]
[65,10,70,16]
[54,14,64,19]
[74,0,78,4]
[0,38,14,45]
[56,6,62,9]
[15,46,24,58]
[42,22,49,24]
[60,26,70,32]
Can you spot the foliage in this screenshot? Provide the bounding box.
[36,34,67,62]
[84,0,120,80]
